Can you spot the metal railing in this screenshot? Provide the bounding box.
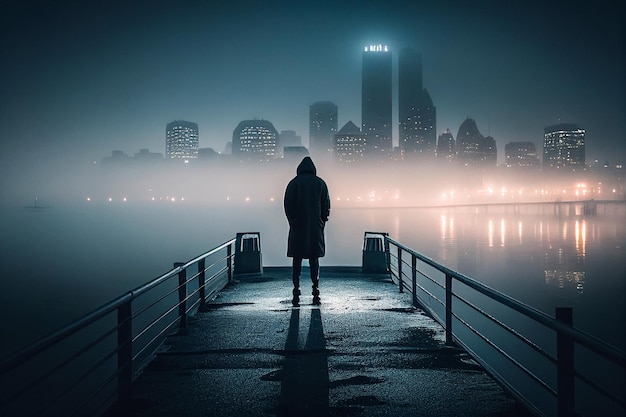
[385,236,626,417]
[0,238,236,417]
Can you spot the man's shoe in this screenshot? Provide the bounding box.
[312,295,321,306]
[292,289,301,307]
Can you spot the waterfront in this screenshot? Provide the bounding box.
[1,201,624,357]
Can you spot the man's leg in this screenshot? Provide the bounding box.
[292,257,302,306]
[310,257,320,304]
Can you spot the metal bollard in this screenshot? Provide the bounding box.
[362,231,389,273]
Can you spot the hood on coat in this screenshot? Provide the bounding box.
[296,156,317,175]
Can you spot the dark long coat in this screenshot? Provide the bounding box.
[284,157,330,259]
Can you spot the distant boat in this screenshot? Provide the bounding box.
[23,197,50,211]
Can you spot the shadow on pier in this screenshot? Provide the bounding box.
[108,267,532,417]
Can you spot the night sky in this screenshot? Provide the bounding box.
[1,0,624,169]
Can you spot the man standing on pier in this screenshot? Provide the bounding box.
[284,156,331,307]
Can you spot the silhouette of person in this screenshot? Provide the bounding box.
[284,157,330,307]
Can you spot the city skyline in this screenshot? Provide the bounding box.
[1,0,624,174]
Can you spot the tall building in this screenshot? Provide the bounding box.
[436,129,456,162]
[283,146,309,162]
[456,118,497,166]
[398,48,436,158]
[334,121,366,163]
[166,120,199,160]
[232,119,278,161]
[505,142,540,168]
[309,101,338,159]
[279,130,302,148]
[543,124,585,170]
[278,130,302,158]
[482,136,497,165]
[362,44,392,159]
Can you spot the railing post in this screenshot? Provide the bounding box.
[411,254,417,307]
[397,246,403,293]
[445,273,453,345]
[227,244,232,283]
[198,258,206,308]
[556,307,575,417]
[384,237,390,272]
[175,262,187,329]
[117,297,132,404]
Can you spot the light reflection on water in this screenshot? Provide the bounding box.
[0,202,624,356]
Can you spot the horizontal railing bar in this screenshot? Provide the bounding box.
[68,365,120,417]
[206,265,228,283]
[452,291,556,365]
[575,369,626,409]
[181,289,200,311]
[391,247,447,291]
[387,237,626,369]
[188,270,202,283]
[415,283,445,310]
[390,268,445,310]
[130,238,234,299]
[186,268,228,305]
[4,317,121,406]
[188,297,202,313]
[41,341,120,416]
[1,240,236,375]
[132,315,181,363]
[133,266,231,360]
[451,310,557,397]
[1,238,237,416]
[204,253,230,274]
[131,281,181,320]
[132,300,181,345]
[389,270,446,334]
[132,243,234,320]
[179,239,236,270]
[0,292,132,374]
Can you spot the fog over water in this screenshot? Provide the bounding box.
[1,159,625,357]
[4,155,624,208]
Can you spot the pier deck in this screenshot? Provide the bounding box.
[109,267,533,417]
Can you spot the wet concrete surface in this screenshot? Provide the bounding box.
[107,267,534,417]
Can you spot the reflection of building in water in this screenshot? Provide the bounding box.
[437,213,457,265]
[432,208,609,294]
[543,219,587,290]
[544,270,585,290]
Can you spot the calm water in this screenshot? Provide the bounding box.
[1,201,624,356]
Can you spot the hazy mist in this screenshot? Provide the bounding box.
[3,152,623,211]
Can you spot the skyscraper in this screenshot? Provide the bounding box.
[166,120,199,160]
[278,130,302,158]
[456,118,497,166]
[362,44,392,159]
[505,142,540,168]
[309,101,338,159]
[436,129,455,162]
[543,124,585,170]
[398,48,436,158]
[232,119,278,161]
[334,121,366,163]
